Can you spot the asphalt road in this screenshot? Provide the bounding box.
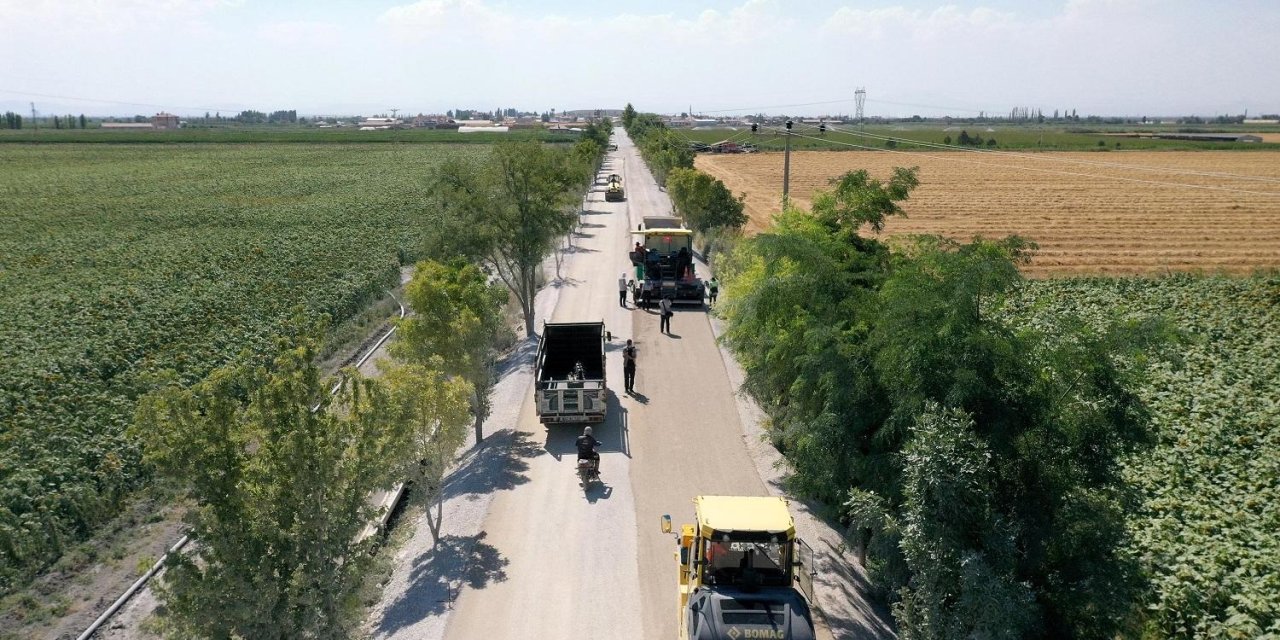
[373,129,891,640]
[438,129,776,639]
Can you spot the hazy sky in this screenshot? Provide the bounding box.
[1,0,1276,118]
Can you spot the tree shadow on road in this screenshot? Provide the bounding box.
[442,429,543,503]
[551,276,584,288]
[375,531,510,632]
[493,336,537,377]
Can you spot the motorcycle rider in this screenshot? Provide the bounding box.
[576,426,601,472]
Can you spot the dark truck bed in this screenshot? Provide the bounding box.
[535,322,607,424]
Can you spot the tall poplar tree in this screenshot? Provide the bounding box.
[133,328,439,638]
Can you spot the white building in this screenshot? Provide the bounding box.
[358,117,401,129]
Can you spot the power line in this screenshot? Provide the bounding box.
[673,94,1033,118]
[0,88,242,114]
[764,125,1280,198]
[865,98,998,115]
[696,98,857,114]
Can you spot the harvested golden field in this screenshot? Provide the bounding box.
[697,151,1280,276]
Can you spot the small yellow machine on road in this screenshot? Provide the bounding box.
[606,173,625,202]
[661,496,818,640]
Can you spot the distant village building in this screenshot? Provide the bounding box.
[562,108,624,118]
[411,114,457,128]
[358,117,400,130]
[151,112,180,129]
[101,122,155,130]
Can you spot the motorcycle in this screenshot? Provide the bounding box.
[577,455,600,486]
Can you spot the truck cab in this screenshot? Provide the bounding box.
[662,496,817,640]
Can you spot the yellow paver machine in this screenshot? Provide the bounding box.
[661,496,817,640]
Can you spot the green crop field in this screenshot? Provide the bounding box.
[679,125,1280,152]
[0,143,485,592]
[0,126,575,145]
[1002,275,1280,637]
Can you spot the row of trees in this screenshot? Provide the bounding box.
[665,168,747,234]
[946,130,998,147]
[719,168,1169,638]
[621,104,694,186]
[232,110,298,124]
[49,114,88,129]
[134,123,609,637]
[426,119,609,338]
[623,104,747,252]
[2,112,88,129]
[448,108,532,120]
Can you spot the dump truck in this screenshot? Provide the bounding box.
[660,496,818,640]
[631,215,705,306]
[534,321,607,425]
[606,173,625,202]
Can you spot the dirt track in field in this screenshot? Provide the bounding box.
[697,150,1280,276]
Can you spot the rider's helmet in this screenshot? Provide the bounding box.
[583,426,593,436]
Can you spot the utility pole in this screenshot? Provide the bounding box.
[782,119,793,205]
[31,102,37,132]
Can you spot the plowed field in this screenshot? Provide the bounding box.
[697,151,1280,276]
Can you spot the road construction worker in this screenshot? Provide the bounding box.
[659,296,673,334]
[622,339,637,393]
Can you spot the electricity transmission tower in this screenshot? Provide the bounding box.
[854,88,866,147]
